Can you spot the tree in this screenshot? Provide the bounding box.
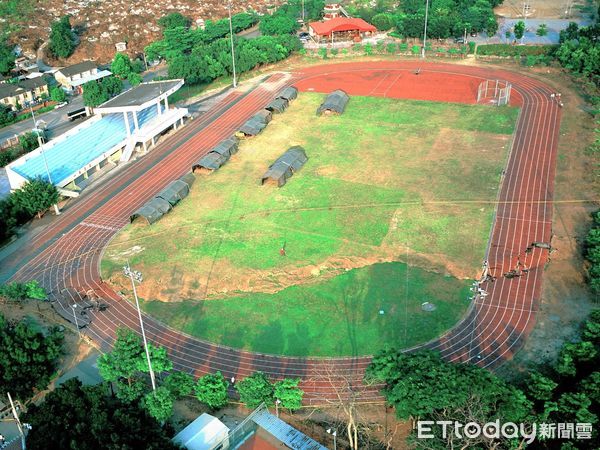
[111,52,133,79]
[536,23,548,37]
[98,328,173,388]
[556,341,597,376]
[48,16,76,59]
[18,131,41,152]
[527,371,558,402]
[128,72,143,87]
[259,14,299,36]
[23,378,179,450]
[158,12,192,30]
[102,76,124,98]
[0,103,15,127]
[163,371,194,398]
[0,313,63,400]
[274,378,303,411]
[514,20,526,40]
[195,371,229,409]
[505,29,511,42]
[0,280,46,301]
[82,80,109,107]
[144,386,174,422]
[0,41,15,75]
[10,178,59,219]
[366,349,532,448]
[236,372,274,408]
[371,13,394,31]
[49,86,66,103]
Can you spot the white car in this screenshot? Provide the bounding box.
[55,102,68,109]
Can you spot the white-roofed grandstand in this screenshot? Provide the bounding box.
[6,80,188,192]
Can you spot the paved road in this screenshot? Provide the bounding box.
[0,96,85,144]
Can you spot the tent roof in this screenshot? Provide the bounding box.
[210,137,239,156]
[179,172,196,189]
[252,109,272,124]
[277,86,298,101]
[266,98,289,113]
[317,89,350,115]
[172,413,230,450]
[238,119,267,136]
[194,152,229,170]
[157,179,190,205]
[262,146,308,185]
[308,17,376,36]
[130,197,172,224]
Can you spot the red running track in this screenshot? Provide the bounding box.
[2,62,561,403]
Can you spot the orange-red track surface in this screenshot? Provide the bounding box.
[1,62,561,403]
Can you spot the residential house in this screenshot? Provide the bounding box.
[54,61,112,93]
[0,77,49,110]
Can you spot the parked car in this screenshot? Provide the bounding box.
[454,37,465,44]
[55,101,68,109]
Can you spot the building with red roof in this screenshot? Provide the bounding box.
[308,17,377,42]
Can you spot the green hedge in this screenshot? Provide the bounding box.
[476,44,557,57]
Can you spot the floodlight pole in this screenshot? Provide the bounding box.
[7,392,26,450]
[422,0,430,58]
[123,262,157,391]
[228,1,238,88]
[327,428,337,450]
[31,105,60,215]
[71,304,81,339]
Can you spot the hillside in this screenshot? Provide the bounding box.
[10,0,282,64]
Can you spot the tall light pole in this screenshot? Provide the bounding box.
[71,303,81,339]
[30,104,61,215]
[123,263,156,391]
[422,0,430,58]
[326,428,337,450]
[228,1,238,88]
[7,392,27,450]
[302,0,305,24]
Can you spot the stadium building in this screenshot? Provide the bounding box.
[6,80,188,193]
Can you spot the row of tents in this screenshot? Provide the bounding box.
[129,86,305,224]
[130,173,195,224]
[236,86,298,138]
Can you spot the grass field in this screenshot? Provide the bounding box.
[102,92,518,356]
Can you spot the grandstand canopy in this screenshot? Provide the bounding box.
[95,80,183,113]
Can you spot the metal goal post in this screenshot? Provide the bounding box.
[477,79,512,106]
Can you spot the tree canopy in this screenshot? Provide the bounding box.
[50,86,66,103]
[83,76,123,107]
[0,313,63,400]
[23,378,179,450]
[195,371,229,409]
[158,12,192,30]
[48,16,76,59]
[274,378,304,411]
[236,371,275,408]
[10,178,59,219]
[111,52,133,79]
[0,41,15,75]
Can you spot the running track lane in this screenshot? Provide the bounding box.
[4,62,561,403]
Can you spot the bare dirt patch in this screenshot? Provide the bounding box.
[495,0,592,19]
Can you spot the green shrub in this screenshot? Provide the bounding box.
[386,43,397,54]
[318,47,328,59]
[468,41,476,54]
[411,45,420,55]
[399,43,408,52]
[330,48,338,56]
[364,43,373,55]
[476,44,556,57]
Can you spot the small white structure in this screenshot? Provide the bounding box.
[115,42,127,52]
[172,413,229,450]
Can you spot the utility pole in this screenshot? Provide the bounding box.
[123,263,156,391]
[302,0,305,24]
[422,0,430,58]
[71,304,81,339]
[228,0,237,88]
